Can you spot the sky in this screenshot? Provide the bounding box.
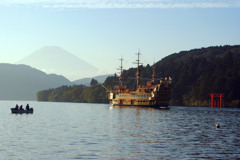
[0,0,239,78]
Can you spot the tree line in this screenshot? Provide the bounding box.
[37,84,108,103]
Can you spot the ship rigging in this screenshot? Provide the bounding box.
[109,52,172,108]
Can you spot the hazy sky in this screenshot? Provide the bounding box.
[0,0,239,75]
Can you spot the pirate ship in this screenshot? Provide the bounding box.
[108,52,172,108]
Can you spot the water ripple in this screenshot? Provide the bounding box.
[0,101,240,159]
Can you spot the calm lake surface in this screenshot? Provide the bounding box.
[0,101,240,160]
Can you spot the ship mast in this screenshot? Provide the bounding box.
[152,62,156,84]
[118,58,123,88]
[135,52,141,89]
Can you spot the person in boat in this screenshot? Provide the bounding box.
[20,105,24,110]
[26,104,30,110]
[15,104,19,110]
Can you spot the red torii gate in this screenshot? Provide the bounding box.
[209,93,224,108]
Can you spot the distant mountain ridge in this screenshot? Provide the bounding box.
[73,74,113,86]
[0,63,72,100]
[16,46,99,81]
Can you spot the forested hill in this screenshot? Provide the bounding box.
[155,45,240,107]
[37,45,240,107]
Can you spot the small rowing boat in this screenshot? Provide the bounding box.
[11,108,34,114]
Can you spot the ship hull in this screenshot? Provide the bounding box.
[109,84,171,109]
[111,104,169,109]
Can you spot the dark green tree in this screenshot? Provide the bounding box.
[90,78,98,86]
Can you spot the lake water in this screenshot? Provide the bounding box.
[0,101,240,160]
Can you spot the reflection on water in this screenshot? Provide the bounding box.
[0,101,240,159]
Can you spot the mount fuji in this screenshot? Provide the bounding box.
[16,46,99,81]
